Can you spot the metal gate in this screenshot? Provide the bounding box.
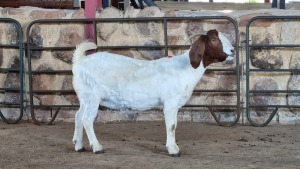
[246,16,300,127]
[26,17,240,126]
[0,18,24,124]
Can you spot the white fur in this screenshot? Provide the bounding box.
[218,32,235,61]
[72,32,234,156]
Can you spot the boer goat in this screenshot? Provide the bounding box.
[72,29,235,157]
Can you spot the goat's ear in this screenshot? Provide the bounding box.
[189,35,207,69]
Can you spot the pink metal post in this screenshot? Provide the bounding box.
[84,0,102,41]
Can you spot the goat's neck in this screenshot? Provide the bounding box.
[180,51,207,83]
[192,61,207,83]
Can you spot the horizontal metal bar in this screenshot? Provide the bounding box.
[183,105,238,108]
[0,68,21,73]
[29,46,74,50]
[0,105,20,108]
[29,44,238,51]
[206,68,237,72]
[95,45,190,50]
[0,88,20,92]
[249,90,300,93]
[29,45,185,51]
[32,105,79,109]
[32,90,75,94]
[32,89,238,94]
[168,44,238,48]
[0,101,21,108]
[247,16,300,28]
[194,89,237,93]
[31,70,72,74]
[249,105,300,108]
[31,69,236,74]
[0,102,20,106]
[250,16,300,20]
[249,44,300,48]
[28,16,236,25]
[0,44,20,48]
[31,104,238,109]
[249,69,300,72]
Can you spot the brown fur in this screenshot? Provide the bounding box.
[189,30,227,69]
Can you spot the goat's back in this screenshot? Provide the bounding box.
[74,52,191,81]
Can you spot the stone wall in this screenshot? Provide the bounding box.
[0,6,300,124]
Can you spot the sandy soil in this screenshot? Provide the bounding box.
[0,121,299,169]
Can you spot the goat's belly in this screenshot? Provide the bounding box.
[100,93,162,111]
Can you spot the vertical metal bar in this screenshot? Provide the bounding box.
[27,38,37,124]
[163,18,168,57]
[93,20,97,44]
[245,18,251,126]
[234,19,241,124]
[18,22,24,123]
[26,20,40,125]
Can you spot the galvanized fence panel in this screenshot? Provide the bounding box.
[0,18,24,124]
[246,16,300,127]
[26,17,240,126]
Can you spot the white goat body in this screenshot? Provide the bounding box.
[73,50,204,111]
[72,30,234,156]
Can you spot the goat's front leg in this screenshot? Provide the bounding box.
[163,105,180,157]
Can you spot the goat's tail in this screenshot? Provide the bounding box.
[73,41,97,64]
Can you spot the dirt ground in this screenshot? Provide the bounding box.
[0,121,299,169]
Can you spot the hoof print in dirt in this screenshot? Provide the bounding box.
[76,148,86,152]
[169,152,181,157]
[94,150,105,154]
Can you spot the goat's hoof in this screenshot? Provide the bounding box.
[76,148,86,152]
[169,151,181,157]
[94,150,105,154]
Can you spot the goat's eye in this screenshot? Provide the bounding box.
[211,39,217,43]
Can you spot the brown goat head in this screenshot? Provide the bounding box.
[189,29,228,69]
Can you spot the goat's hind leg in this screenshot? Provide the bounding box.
[73,105,85,152]
[82,99,104,154]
